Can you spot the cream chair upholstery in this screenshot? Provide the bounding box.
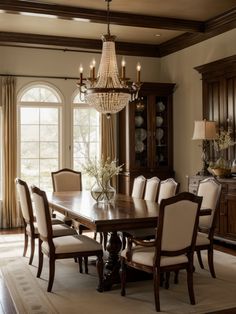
[120,192,202,312]
[51,168,82,192]
[131,175,146,198]
[144,176,160,201]
[157,178,179,204]
[15,178,77,266]
[195,177,222,277]
[31,185,104,292]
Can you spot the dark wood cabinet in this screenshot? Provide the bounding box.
[118,82,175,195]
[188,175,236,243]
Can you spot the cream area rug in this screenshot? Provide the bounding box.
[1,234,236,314]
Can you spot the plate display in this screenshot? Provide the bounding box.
[156,128,164,141]
[135,128,147,141]
[156,101,165,113]
[135,115,144,127]
[156,116,163,127]
[135,141,145,153]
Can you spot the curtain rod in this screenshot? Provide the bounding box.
[0,74,78,80]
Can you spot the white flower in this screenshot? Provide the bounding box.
[213,128,235,152]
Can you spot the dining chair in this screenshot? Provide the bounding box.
[157,178,179,204]
[122,177,160,245]
[15,178,78,266]
[131,175,146,198]
[120,192,202,312]
[31,185,104,292]
[195,177,222,277]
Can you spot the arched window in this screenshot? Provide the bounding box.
[18,83,62,191]
[72,92,100,189]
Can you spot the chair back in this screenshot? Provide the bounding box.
[131,175,146,198]
[144,177,160,201]
[51,168,82,192]
[197,177,222,229]
[31,185,53,241]
[156,192,202,260]
[157,178,179,204]
[15,178,34,225]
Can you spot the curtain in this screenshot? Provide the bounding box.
[100,114,117,187]
[0,76,20,228]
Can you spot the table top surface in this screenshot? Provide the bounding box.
[48,191,211,232]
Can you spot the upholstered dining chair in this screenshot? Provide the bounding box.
[195,177,222,278]
[15,178,77,266]
[122,176,160,246]
[157,178,179,204]
[131,175,146,198]
[31,185,104,292]
[120,192,202,312]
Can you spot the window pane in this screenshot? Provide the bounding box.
[21,86,60,103]
[40,159,58,173]
[74,126,89,142]
[90,126,99,141]
[40,108,58,124]
[74,142,89,158]
[40,125,58,141]
[21,159,40,186]
[40,142,58,158]
[21,125,39,141]
[21,108,39,124]
[21,142,39,158]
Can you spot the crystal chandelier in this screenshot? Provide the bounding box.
[76,0,142,118]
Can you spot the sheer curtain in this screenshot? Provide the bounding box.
[0,76,21,228]
[101,114,117,188]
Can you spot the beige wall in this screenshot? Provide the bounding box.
[159,29,236,191]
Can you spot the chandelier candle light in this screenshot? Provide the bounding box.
[77,0,142,118]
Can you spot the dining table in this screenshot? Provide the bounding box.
[48,191,211,290]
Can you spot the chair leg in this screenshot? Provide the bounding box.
[160,272,164,287]
[78,257,83,273]
[153,267,161,312]
[187,266,195,305]
[174,270,179,284]
[37,239,43,278]
[103,232,108,250]
[196,250,204,269]
[84,257,88,274]
[93,232,97,240]
[208,247,216,278]
[23,233,28,257]
[122,234,126,250]
[29,236,35,265]
[99,232,103,244]
[165,272,170,289]
[96,254,104,292]
[48,258,55,292]
[120,258,127,296]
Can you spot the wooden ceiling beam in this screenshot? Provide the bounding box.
[0,0,204,33]
[0,32,159,57]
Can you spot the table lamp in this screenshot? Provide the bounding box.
[192,119,217,176]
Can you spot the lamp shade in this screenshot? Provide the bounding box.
[192,120,217,140]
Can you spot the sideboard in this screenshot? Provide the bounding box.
[188,175,236,244]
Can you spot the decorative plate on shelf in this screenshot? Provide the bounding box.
[135,141,145,153]
[135,128,147,141]
[156,116,163,127]
[135,115,144,127]
[156,128,164,140]
[156,101,165,113]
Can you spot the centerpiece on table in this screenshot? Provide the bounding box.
[82,157,123,203]
[208,127,235,178]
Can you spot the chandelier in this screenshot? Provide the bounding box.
[76,0,142,118]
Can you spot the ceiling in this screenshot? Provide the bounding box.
[0,0,235,57]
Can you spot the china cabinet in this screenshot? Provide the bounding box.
[118,82,175,195]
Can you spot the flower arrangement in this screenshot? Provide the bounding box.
[82,157,123,202]
[213,128,235,152]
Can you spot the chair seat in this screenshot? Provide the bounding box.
[51,217,64,225]
[26,223,77,237]
[121,246,188,267]
[196,232,210,246]
[124,228,155,239]
[42,234,103,254]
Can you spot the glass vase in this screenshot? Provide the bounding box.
[91,179,116,204]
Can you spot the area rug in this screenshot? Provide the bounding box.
[1,235,236,314]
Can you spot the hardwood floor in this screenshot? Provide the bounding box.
[0,229,235,314]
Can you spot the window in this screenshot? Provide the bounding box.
[0,108,2,199]
[73,93,100,189]
[18,84,62,192]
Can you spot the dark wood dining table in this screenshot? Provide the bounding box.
[48,191,211,290]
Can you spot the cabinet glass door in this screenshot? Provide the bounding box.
[154,96,168,168]
[134,97,148,168]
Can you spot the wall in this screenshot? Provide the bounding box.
[159,29,236,191]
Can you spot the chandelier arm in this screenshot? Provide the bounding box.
[106,0,111,36]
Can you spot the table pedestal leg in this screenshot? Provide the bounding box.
[103,231,122,291]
